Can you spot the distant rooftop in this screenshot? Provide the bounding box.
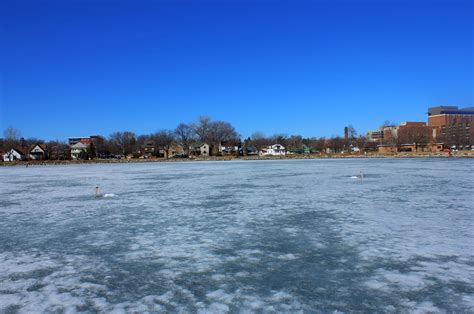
[400,122,426,126]
[428,106,474,116]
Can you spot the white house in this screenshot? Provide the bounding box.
[70,142,89,160]
[219,143,241,155]
[3,148,27,162]
[259,144,286,156]
[200,143,210,157]
[29,144,48,160]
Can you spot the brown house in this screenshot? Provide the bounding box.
[29,143,48,160]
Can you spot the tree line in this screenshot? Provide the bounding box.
[1,117,381,159]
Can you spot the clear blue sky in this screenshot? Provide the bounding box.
[1,0,472,141]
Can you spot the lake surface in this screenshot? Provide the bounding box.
[0,159,473,312]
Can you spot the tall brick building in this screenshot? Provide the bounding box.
[428,106,474,148]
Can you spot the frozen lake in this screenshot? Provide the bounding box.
[0,159,473,312]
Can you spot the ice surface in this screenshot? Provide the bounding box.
[0,159,473,312]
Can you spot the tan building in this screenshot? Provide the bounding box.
[427,106,474,148]
[167,143,185,158]
[366,130,384,142]
[378,143,444,154]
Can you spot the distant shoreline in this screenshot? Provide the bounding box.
[1,152,473,167]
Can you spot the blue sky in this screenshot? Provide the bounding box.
[1,0,472,140]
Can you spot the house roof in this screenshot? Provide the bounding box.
[191,143,209,148]
[270,144,285,148]
[71,142,89,149]
[6,148,27,156]
[30,143,47,152]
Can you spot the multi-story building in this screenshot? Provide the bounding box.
[68,137,92,146]
[427,106,474,148]
[68,135,101,146]
[366,130,384,142]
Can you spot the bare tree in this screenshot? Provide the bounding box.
[327,136,345,153]
[355,136,367,151]
[136,134,151,156]
[208,121,239,145]
[109,131,137,156]
[153,130,175,159]
[270,134,288,146]
[175,123,194,156]
[309,137,326,153]
[92,136,110,158]
[401,126,430,151]
[3,127,22,149]
[379,120,397,130]
[287,135,303,151]
[190,117,239,155]
[382,127,400,148]
[192,116,213,144]
[4,127,21,141]
[249,132,269,149]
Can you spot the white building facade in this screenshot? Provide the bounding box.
[3,149,27,162]
[70,142,89,160]
[259,144,286,156]
[200,143,210,157]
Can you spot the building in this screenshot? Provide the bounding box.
[259,144,286,156]
[168,143,184,158]
[68,135,101,146]
[219,142,241,156]
[188,143,212,157]
[378,143,444,153]
[398,122,437,144]
[427,106,474,148]
[29,144,48,160]
[143,141,156,157]
[366,130,384,142]
[68,137,92,146]
[383,122,437,147]
[200,143,210,157]
[3,148,27,162]
[70,142,89,160]
[288,144,312,154]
